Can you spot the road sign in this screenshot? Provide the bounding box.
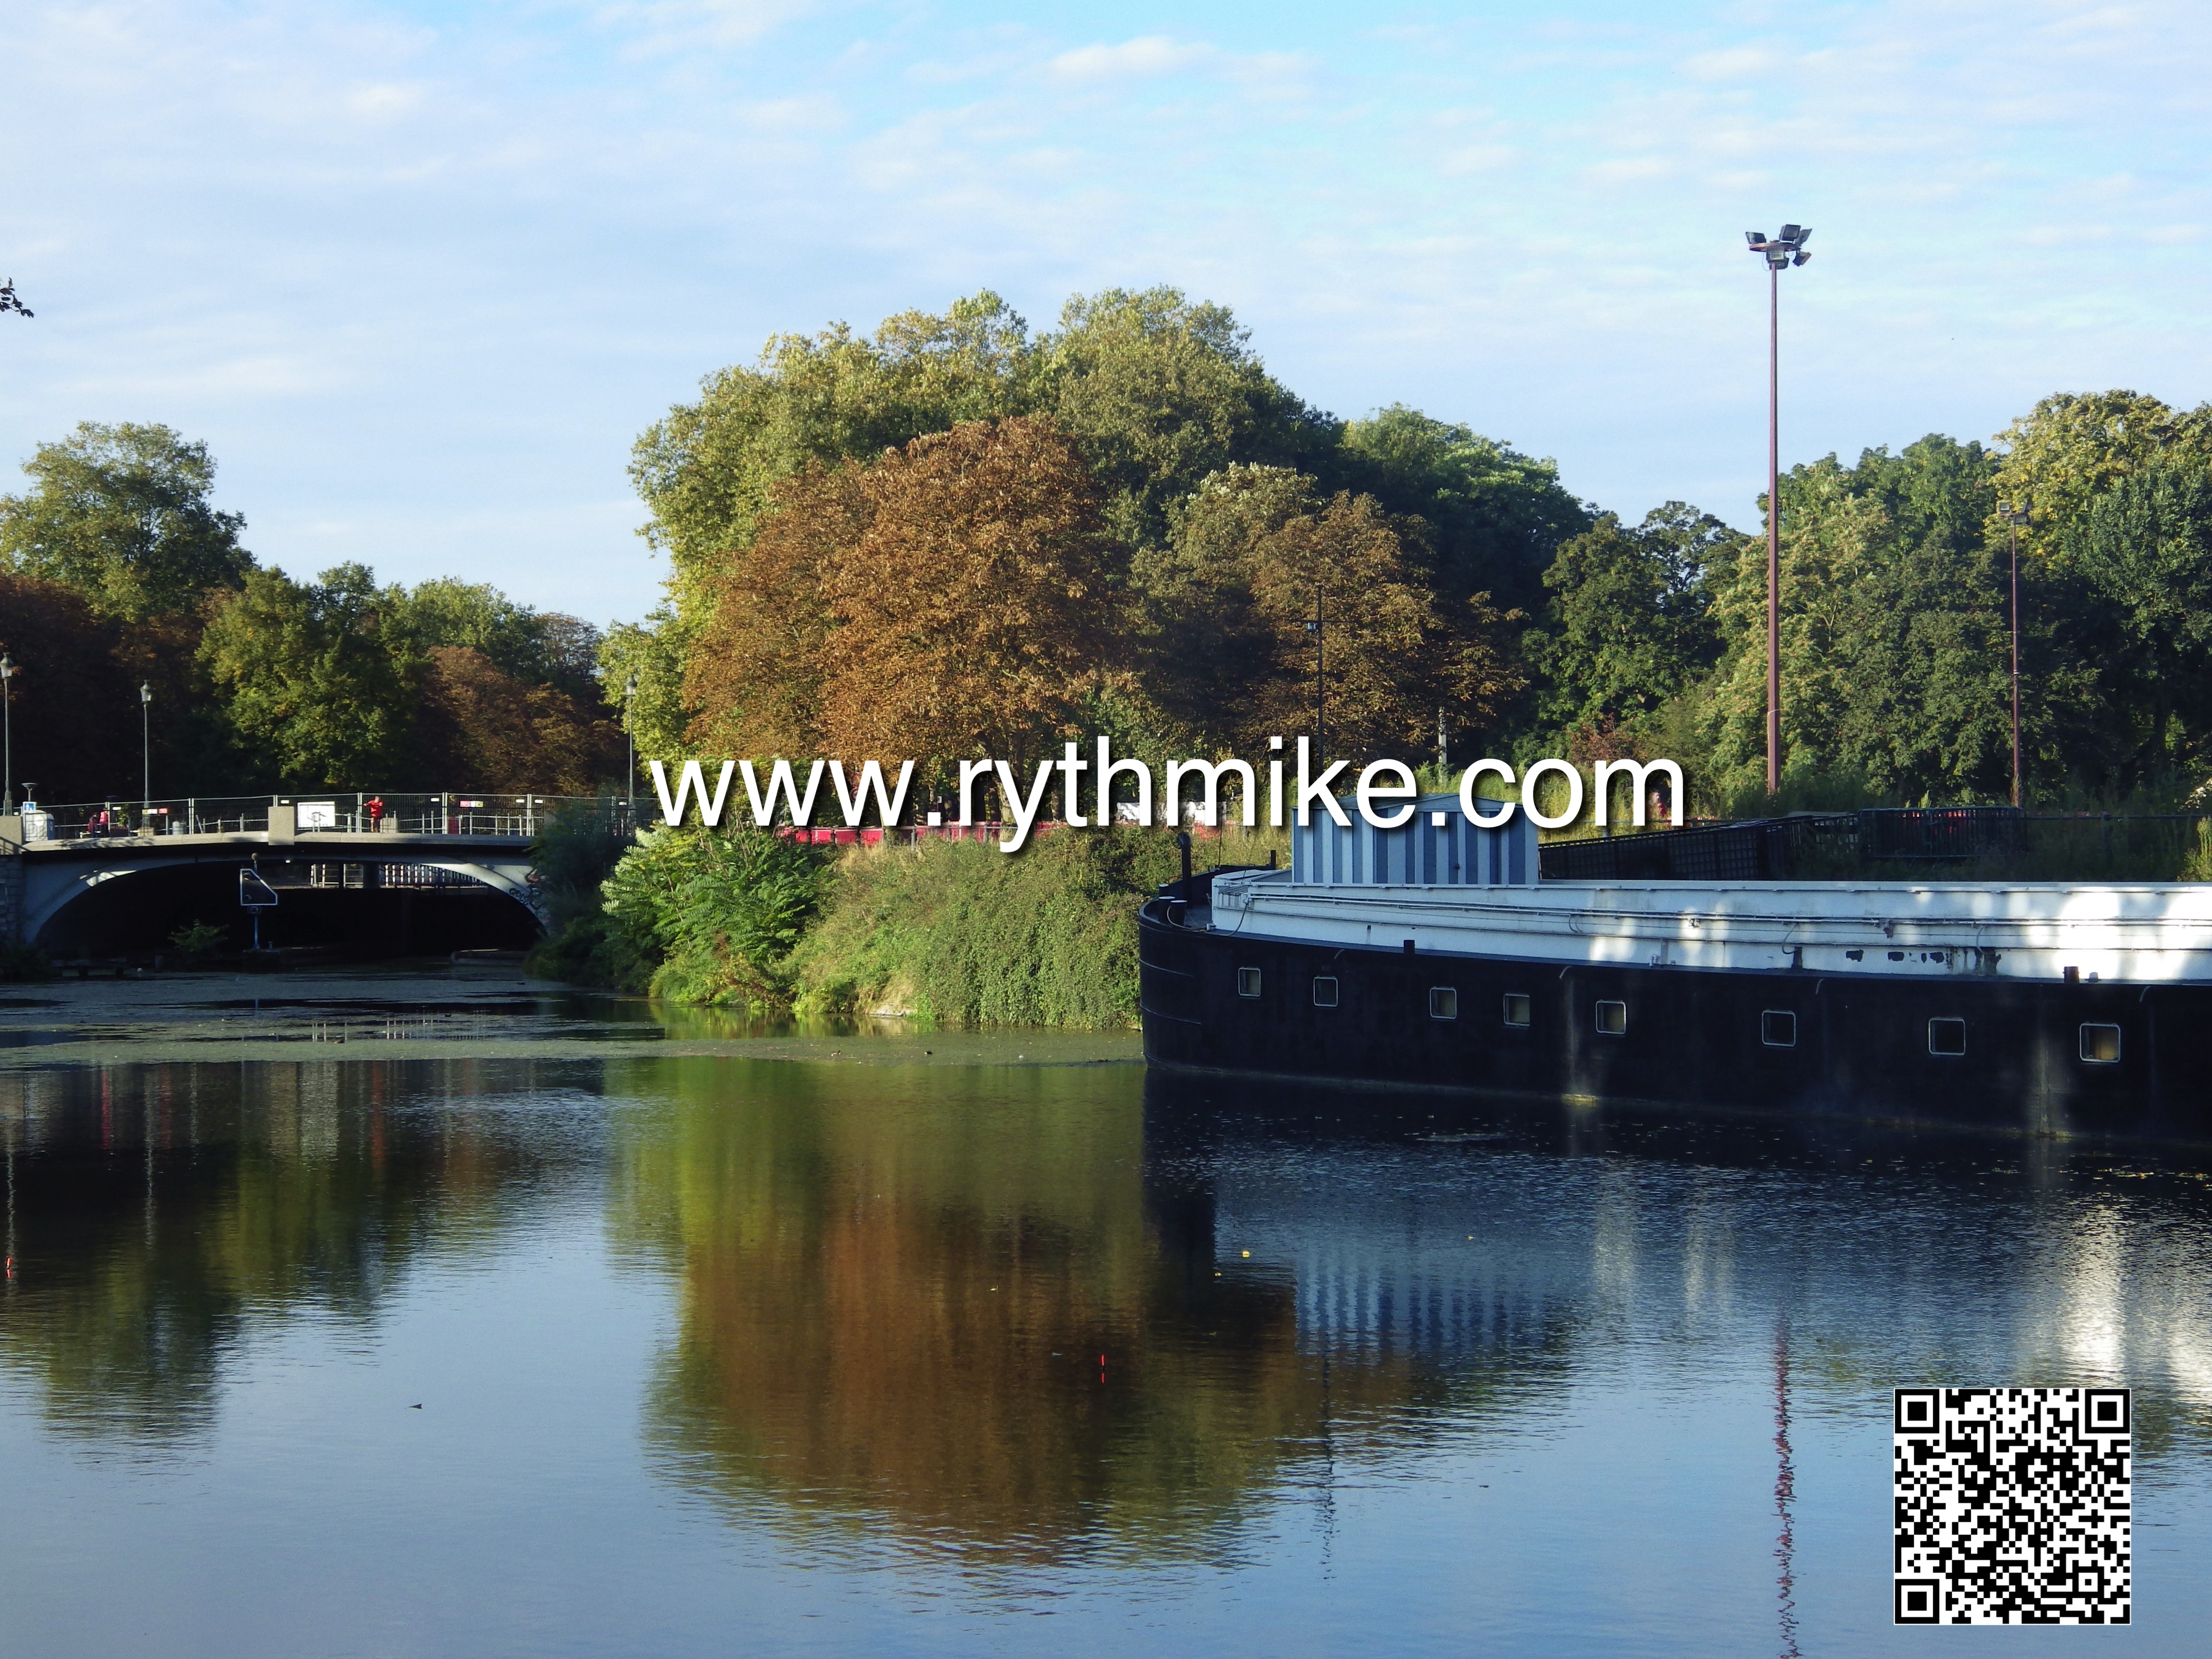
[239,867,280,909]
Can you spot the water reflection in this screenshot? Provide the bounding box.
[3,1047,2210,1583]
[603,1058,1437,1563]
[0,1059,601,1442]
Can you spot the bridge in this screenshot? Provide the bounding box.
[0,792,634,956]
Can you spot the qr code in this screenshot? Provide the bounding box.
[1894,1387,2130,1624]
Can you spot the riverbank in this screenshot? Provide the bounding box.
[530,820,1289,1028]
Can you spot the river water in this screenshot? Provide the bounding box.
[2,969,2209,1656]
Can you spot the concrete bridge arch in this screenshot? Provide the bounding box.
[7,833,546,956]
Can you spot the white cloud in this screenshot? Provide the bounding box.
[1047,36,1214,84]
[4,0,2211,619]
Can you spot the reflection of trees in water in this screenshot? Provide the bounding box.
[606,1058,1461,1564]
[0,1060,586,1443]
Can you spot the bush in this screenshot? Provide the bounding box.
[787,829,1183,1028]
[167,920,226,962]
[531,822,828,1010]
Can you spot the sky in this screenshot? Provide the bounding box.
[2,0,2208,625]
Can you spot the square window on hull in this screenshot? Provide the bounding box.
[1595,999,1627,1036]
[1503,993,1531,1028]
[2080,1023,2121,1064]
[1312,976,1339,1009]
[1429,987,1458,1020]
[1762,1010,1797,1048]
[1928,1017,1966,1058]
[1237,967,1261,998]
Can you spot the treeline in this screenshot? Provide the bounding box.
[15,290,2212,821]
[0,423,620,803]
[614,288,2212,815]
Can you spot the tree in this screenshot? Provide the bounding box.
[683,462,862,759]
[2055,459,2212,788]
[1525,504,1728,741]
[1134,465,1322,752]
[1693,438,2079,805]
[1336,406,1591,621]
[383,577,603,703]
[0,572,137,803]
[1138,466,1521,763]
[1990,391,2212,570]
[1240,491,1521,762]
[0,422,252,620]
[631,292,1035,617]
[818,416,1118,764]
[197,565,415,785]
[410,646,619,794]
[685,417,1118,772]
[1039,287,1334,553]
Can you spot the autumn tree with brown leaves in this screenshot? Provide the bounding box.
[687,416,1118,775]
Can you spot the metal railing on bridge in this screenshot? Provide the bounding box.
[9,793,638,844]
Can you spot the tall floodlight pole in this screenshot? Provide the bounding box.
[1997,500,2030,808]
[624,674,638,827]
[1744,226,1812,797]
[139,682,153,815]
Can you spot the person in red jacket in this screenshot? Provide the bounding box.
[365,796,385,831]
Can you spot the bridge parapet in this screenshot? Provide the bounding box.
[14,792,637,844]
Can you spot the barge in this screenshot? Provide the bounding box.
[1137,799,2212,1142]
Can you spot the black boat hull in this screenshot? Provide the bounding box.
[1137,898,2212,1145]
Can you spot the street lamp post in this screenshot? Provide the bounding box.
[1997,499,2031,808]
[1,653,15,813]
[139,682,153,817]
[1305,589,1325,768]
[1745,224,1813,798]
[623,674,638,828]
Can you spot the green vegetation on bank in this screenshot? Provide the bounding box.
[530,812,1282,1028]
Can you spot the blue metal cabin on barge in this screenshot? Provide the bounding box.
[1137,798,2212,1143]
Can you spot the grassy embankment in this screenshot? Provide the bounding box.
[529,807,1288,1028]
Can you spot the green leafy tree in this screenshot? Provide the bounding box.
[2053,459,2212,789]
[1038,287,1334,553]
[1992,391,2212,571]
[1695,437,2080,805]
[1136,466,1521,763]
[1525,504,1728,741]
[0,422,253,620]
[383,577,603,704]
[1336,406,1591,620]
[197,565,415,785]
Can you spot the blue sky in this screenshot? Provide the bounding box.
[2,0,2207,624]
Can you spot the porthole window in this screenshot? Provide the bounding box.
[1928,1017,1967,1058]
[1503,993,1531,1028]
[2079,1023,2121,1064]
[1237,967,1262,998]
[1595,999,1627,1036]
[1312,976,1340,1009]
[1428,986,1458,1021]
[1761,1010,1797,1048]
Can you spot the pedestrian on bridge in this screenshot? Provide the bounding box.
[366,795,385,832]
